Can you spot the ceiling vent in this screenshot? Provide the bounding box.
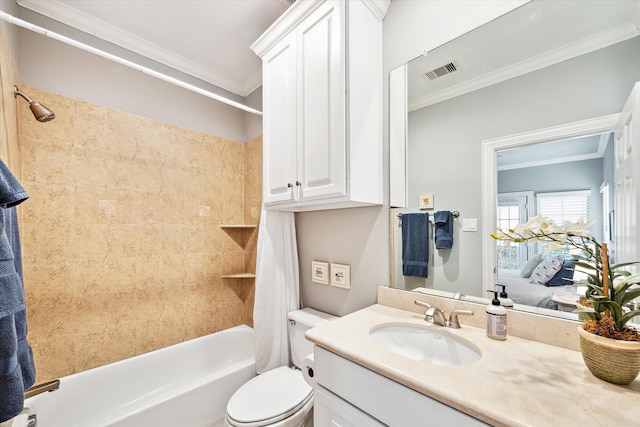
[425,62,457,81]
[281,0,297,6]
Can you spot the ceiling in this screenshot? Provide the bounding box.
[16,0,292,98]
[407,0,640,111]
[497,133,611,171]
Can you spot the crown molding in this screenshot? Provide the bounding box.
[18,0,250,96]
[409,22,640,112]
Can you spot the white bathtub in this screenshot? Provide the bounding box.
[24,325,256,427]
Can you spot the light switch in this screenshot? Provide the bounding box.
[462,218,478,232]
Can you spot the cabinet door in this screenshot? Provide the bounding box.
[262,33,298,204]
[314,385,386,427]
[297,0,346,202]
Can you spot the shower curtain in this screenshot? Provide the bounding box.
[253,208,300,374]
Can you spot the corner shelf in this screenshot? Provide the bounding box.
[220,224,257,229]
[221,273,256,279]
[220,224,257,280]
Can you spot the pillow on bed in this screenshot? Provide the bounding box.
[546,260,576,286]
[529,255,564,285]
[520,254,543,278]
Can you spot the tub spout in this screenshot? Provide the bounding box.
[24,379,60,399]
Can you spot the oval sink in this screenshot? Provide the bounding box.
[369,324,481,366]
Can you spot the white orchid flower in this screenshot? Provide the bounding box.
[564,217,596,238]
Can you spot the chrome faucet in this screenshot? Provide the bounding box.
[414,300,474,328]
[425,306,447,326]
[414,300,432,321]
[447,309,474,329]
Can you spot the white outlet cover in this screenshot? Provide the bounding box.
[330,263,351,289]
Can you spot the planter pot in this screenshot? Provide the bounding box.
[575,301,592,322]
[577,326,640,385]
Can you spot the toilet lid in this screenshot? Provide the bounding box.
[227,366,313,426]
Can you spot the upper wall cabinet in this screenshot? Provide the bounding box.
[251,0,390,211]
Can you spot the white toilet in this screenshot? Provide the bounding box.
[225,308,336,427]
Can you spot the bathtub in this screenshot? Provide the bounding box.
[24,325,256,427]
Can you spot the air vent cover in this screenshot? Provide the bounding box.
[425,63,457,80]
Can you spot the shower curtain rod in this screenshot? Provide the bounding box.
[0,11,263,116]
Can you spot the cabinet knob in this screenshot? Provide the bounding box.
[295,181,301,186]
[287,183,293,188]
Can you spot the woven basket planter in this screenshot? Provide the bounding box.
[578,326,640,385]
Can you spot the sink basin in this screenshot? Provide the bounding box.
[369,324,481,366]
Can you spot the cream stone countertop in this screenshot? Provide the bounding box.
[305,303,640,427]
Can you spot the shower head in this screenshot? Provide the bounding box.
[14,85,55,122]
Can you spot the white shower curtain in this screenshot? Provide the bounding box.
[253,208,300,374]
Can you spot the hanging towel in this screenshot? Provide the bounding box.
[0,314,24,423]
[253,208,300,374]
[434,210,454,249]
[0,159,35,423]
[402,213,429,278]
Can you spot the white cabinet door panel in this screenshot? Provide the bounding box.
[262,34,298,204]
[298,1,346,201]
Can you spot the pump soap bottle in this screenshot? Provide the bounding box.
[486,290,507,340]
[497,284,514,308]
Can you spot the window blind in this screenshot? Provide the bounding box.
[536,190,590,223]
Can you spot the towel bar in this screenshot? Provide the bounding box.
[24,379,60,399]
[397,210,460,218]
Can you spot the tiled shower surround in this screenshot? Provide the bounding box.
[18,87,262,382]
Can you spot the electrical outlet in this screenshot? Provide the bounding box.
[330,263,351,289]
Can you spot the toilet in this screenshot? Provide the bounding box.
[225,308,337,427]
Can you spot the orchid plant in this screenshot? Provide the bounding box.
[491,215,640,339]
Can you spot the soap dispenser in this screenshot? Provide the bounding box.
[486,290,507,340]
[497,284,514,308]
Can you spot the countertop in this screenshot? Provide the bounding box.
[305,303,640,427]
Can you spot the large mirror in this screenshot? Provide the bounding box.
[390,0,640,320]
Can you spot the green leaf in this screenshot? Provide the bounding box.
[620,289,640,306]
[620,310,640,327]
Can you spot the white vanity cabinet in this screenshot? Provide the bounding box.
[251,0,388,211]
[313,347,488,427]
[314,386,386,427]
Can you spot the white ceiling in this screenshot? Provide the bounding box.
[497,133,611,171]
[407,0,640,110]
[17,0,292,98]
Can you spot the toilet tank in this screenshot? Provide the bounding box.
[287,308,337,369]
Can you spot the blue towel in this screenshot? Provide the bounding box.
[402,213,429,277]
[0,159,34,422]
[434,210,454,249]
[0,314,25,423]
[0,160,28,208]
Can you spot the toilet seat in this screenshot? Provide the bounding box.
[226,366,313,427]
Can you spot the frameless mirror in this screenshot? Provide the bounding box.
[389,0,640,321]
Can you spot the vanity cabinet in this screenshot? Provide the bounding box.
[251,0,388,211]
[313,347,487,427]
[314,385,385,427]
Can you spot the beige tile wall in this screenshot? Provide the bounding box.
[18,87,262,382]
